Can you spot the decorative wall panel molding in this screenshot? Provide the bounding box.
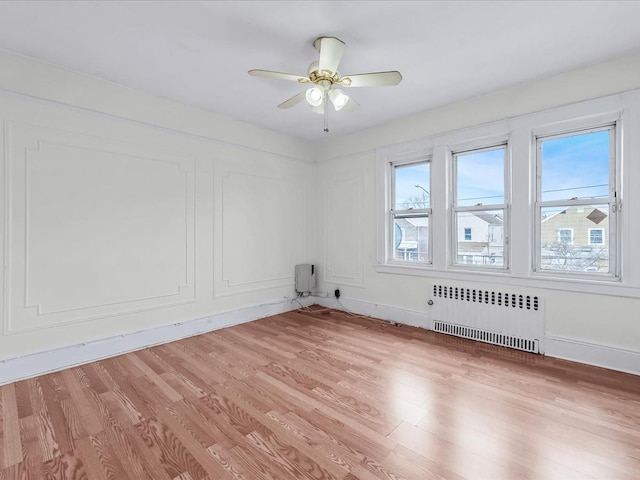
[3,121,197,334]
[213,167,307,297]
[324,170,365,287]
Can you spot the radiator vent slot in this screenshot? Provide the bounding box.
[433,285,540,311]
[432,320,539,353]
[431,284,544,354]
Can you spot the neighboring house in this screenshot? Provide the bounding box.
[540,205,609,271]
[394,212,504,265]
[394,217,428,261]
[456,212,504,265]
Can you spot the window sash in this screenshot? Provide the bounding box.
[534,124,617,277]
[452,208,507,268]
[388,157,432,265]
[389,210,431,264]
[452,144,509,269]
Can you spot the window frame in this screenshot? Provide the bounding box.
[533,124,618,279]
[374,90,639,298]
[451,143,510,271]
[386,154,432,266]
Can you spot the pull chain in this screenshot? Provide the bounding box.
[323,90,329,133]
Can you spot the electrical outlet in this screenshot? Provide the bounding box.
[334,289,341,299]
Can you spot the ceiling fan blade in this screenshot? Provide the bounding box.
[341,97,359,113]
[277,91,306,109]
[248,69,308,83]
[341,71,403,87]
[309,104,324,115]
[316,37,345,73]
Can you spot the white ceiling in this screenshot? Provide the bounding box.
[1,1,640,142]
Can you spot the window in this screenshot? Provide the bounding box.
[589,228,604,245]
[536,126,616,275]
[452,145,508,268]
[558,228,573,244]
[389,159,431,263]
[376,92,634,296]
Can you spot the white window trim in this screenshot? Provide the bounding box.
[375,89,640,299]
[588,228,605,245]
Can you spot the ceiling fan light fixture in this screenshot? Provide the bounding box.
[329,89,349,111]
[305,86,324,106]
[249,36,401,128]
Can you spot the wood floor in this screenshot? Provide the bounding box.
[1,307,639,480]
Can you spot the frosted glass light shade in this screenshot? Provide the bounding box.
[305,87,324,106]
[329,89,349,110]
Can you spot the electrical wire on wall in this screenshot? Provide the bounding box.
[296,291,397,328]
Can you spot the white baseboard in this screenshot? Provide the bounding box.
[0,297,311,386]
[6,297,635,386]
[545,335,640,376]
[317,296,430,329]
[317,296,639,377]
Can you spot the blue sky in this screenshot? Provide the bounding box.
[456,147,504,206]
[395,162,430,209]
[541,129,609,202]
[394,129,610,209]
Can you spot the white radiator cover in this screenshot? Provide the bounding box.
[431,285,544,354]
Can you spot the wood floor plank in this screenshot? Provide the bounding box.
[1,308,639,479]
[60,370,102,437]
[83,432,131,480]
[156,408,232,480]
[135,417,212,480]
[27,378,62,463]
[40,451,89,480]
[1,385,22,469]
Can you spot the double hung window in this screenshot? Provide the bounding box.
[377,92,632,295]
[535,126,616,275]
[389,159,431,264]
[452,145,508,268]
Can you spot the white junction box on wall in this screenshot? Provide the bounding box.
[295,264,315,294]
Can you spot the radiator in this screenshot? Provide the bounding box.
[431,285,544,354]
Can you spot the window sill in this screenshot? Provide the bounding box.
[375,263,639,298]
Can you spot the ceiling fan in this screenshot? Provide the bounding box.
[248,36,402,130]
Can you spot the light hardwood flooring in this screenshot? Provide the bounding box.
[1,307,639,479]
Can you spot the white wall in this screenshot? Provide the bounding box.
[0,49,316,382]
[2,47,640,382]
[316,50,640,375]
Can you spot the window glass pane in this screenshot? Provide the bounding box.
[394,162,430,210]
[454,210,504,266]
[456,147,505,207]
[540,204,609,272]
[559,229,573,244]
[393,215,429,262]
[540,130,610,202]
[589,229,604,245]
